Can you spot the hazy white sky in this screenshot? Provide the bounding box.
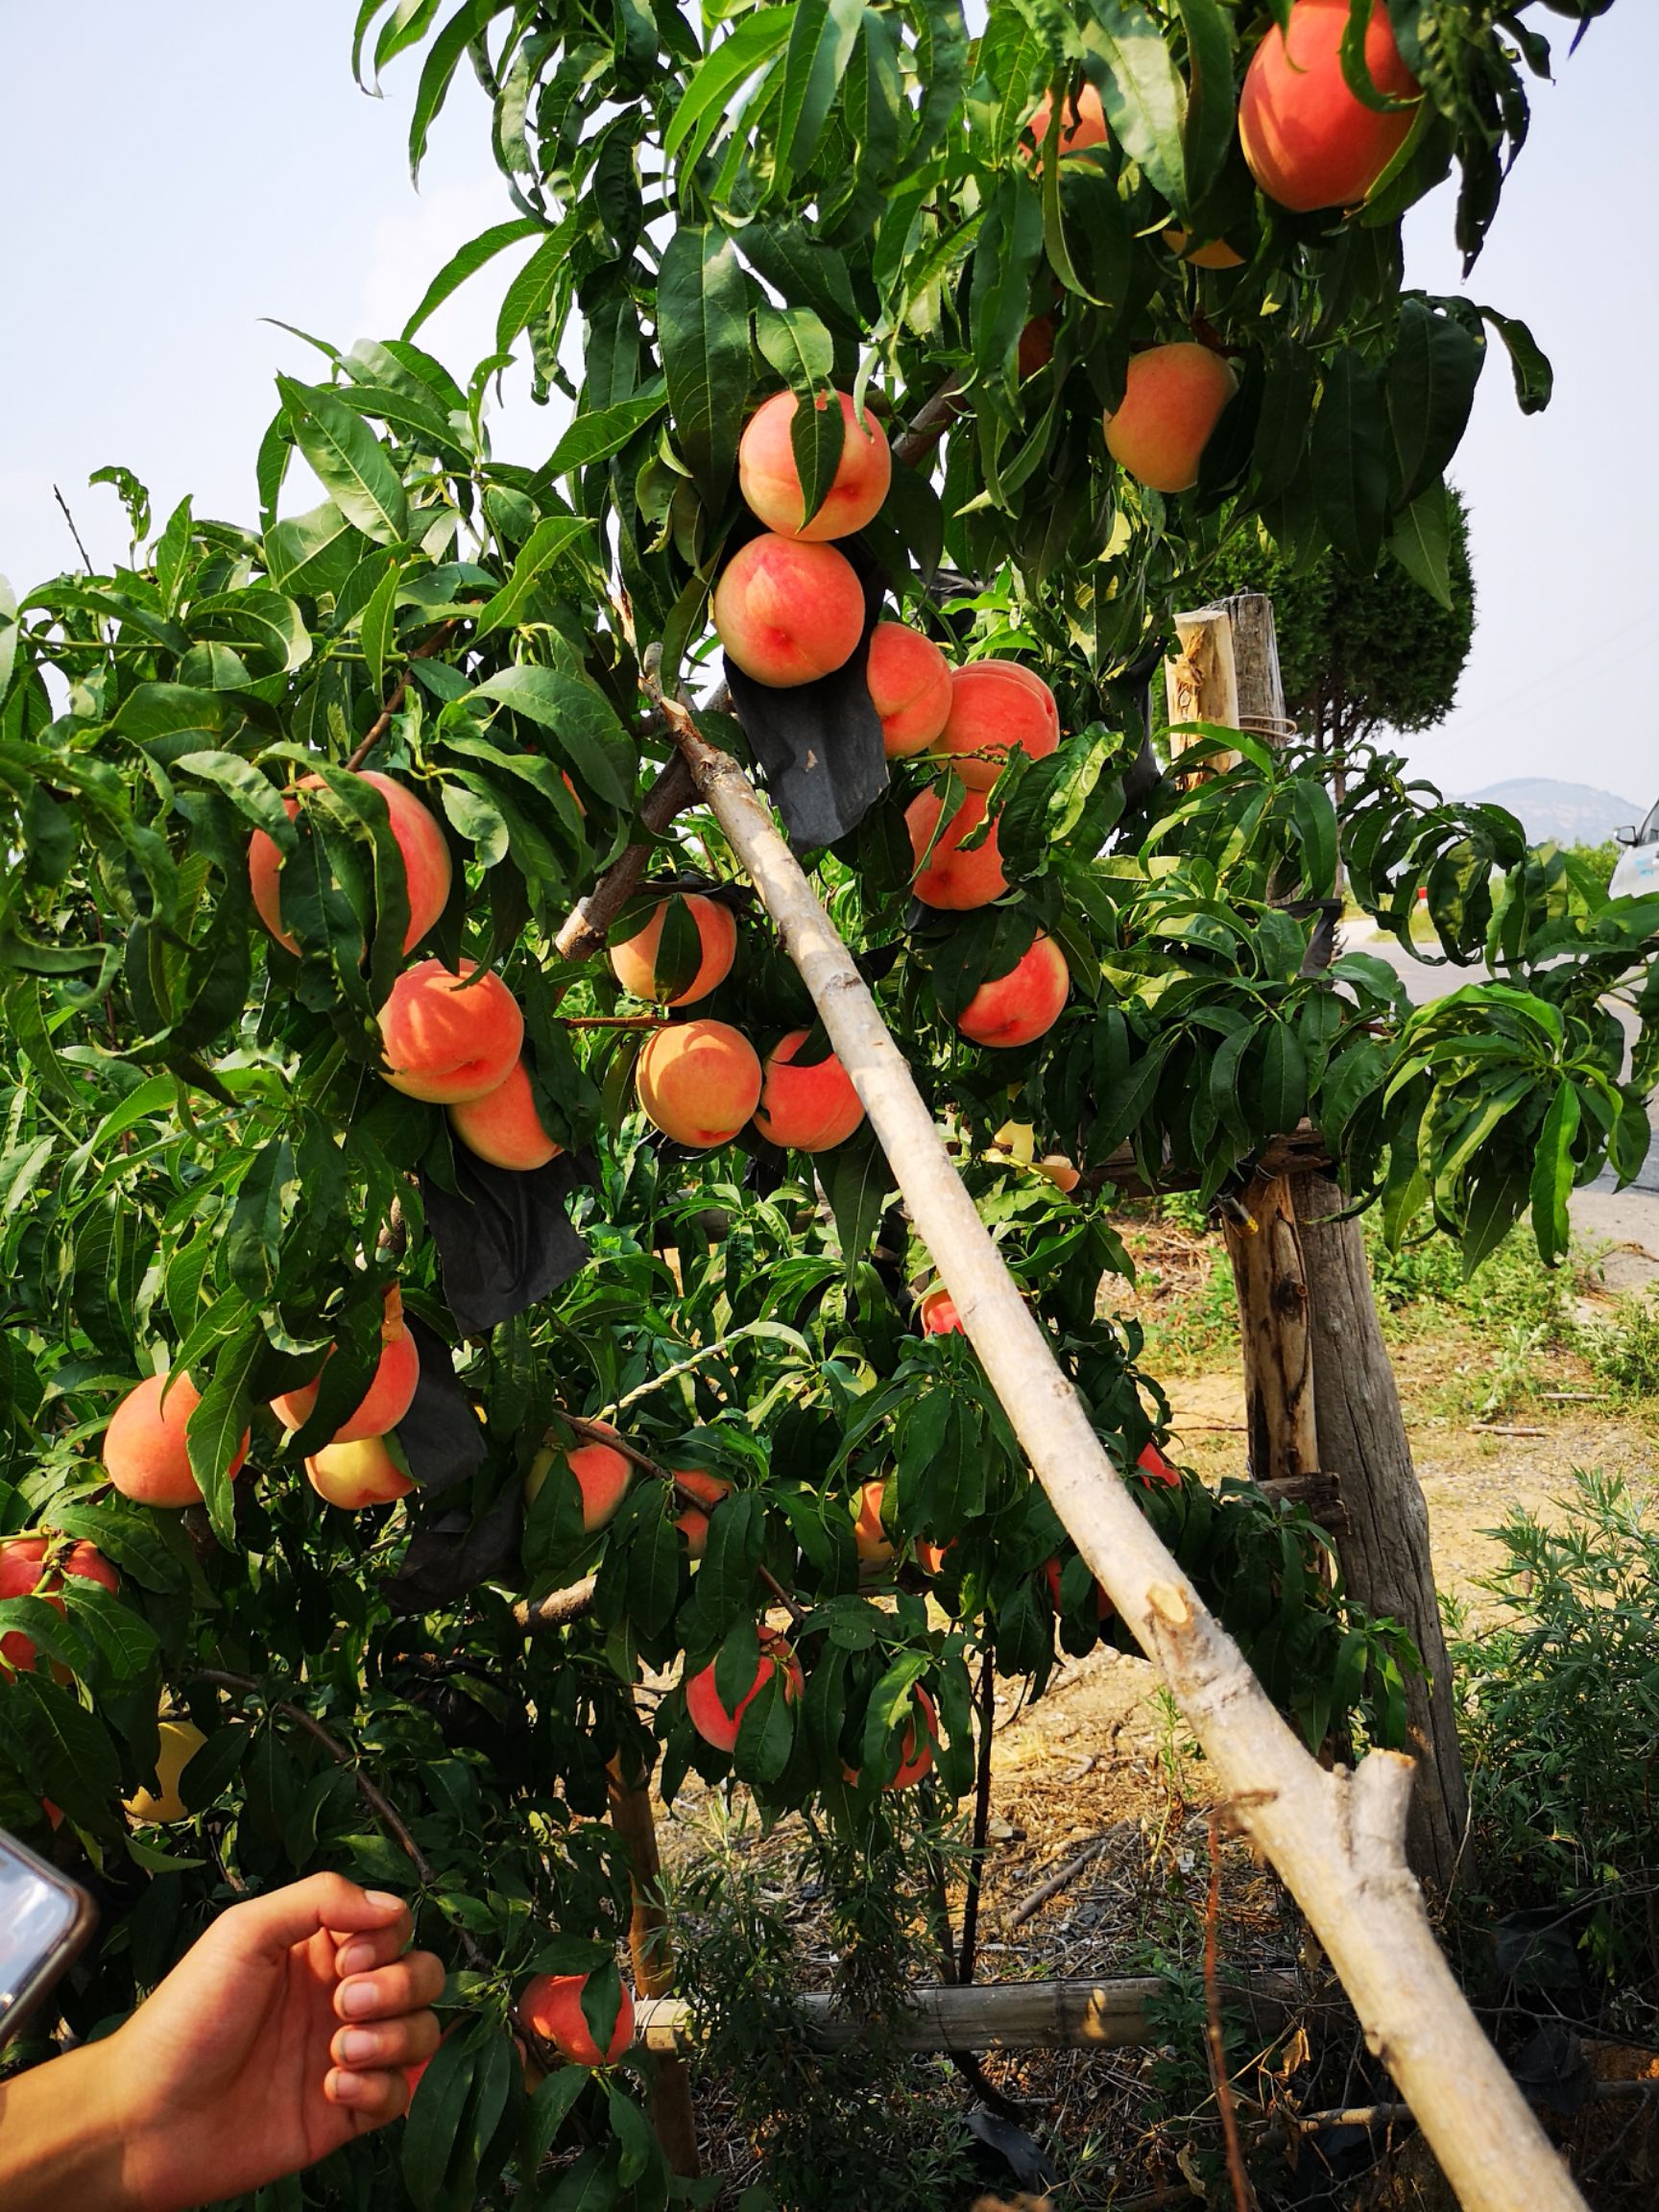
[2,4,1653,805]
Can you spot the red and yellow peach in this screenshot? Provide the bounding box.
[249,771,451,957]
[938,661,1060,791]
[906,787,1008,911]
[517,1973,635,2069]
[525,1424,633,1532]
[377,958,524,1104]
[608,894,737,1007]
[753,1031,865,1153]
[712,534,866,688]
[448,1058,563,1171]
[1240,0,1419,213]
[103,1374,248,1508]
[0,1538,119,1674]
[957,934,1070,1049]
[306,1433,415,1510]
[272,1288,419,1445]
[738,389,892,542]
[685,1631,804,1753]
[1104,344,1238,495]
[867,621,952,759]
[636,1020,763,1148]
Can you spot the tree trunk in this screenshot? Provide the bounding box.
[1290,1171,1471,1894]
[608,1731,701,2176]
[1177,590,1469,1892]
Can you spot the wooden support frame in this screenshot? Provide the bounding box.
[642,681,1586,2212]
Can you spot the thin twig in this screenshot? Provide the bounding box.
[195,1668,493,1974]
[560,1014,670,1029]
[1207,1808,1257,2212]
[1008,1833,1114,1930]
[957,1644,998,1986]
[344,623,460,773]
[54,486,95,572]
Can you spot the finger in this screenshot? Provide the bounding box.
[334,1911,414,1982]
[214,1875,410,1963]
[325,2066,411,2127]
[335,1950,446,2024]
[331,2009,442,2073]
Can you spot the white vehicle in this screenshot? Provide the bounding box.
[1610,802,1659,901]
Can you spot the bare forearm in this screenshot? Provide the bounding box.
[0,2043,134,2212]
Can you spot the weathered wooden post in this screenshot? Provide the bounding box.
[1169,592,1469,1893]
[609,1718,701,2176]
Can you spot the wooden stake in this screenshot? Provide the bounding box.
[651,693,1586,2212]
[1221,1173,1318,1495]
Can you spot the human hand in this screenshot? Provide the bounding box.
[108,1872,444,2212]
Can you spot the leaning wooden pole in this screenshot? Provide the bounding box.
[648,689,1584,2212]
[608,1723,701,2177]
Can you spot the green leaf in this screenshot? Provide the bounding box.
[1175,0,1236,210]
[276,377,410,546]
[262,501,368,597]
[408,0,508,180]
[772,0,868,190]
[522,2068,589,2174]
[0,574,18,705]
[495,214,581,357]
[1529,1080,1581,1266]
[186,1322,261,1546]
[544,387,668,477]
[657,225,752,510]
[1312,350,1388,570]
[401,216,541,341]
[174,752,298,847]
[403,2031,477,2212]
[358,557,403,693]
[472,667,637,807]
[1087,0,1189,212]
[1473,303,1552,416]
[1258,1019,1309,1135]
[473,516,592,637]
[665,8,794,167]
[819,1124,889,1279]
[1388,477,1454,609]
[1387,299,1484,506]
[1,1673,120,1831]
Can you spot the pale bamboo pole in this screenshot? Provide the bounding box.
[648,692,1584,2212]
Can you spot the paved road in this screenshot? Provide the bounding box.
[1342,924,1659,1242]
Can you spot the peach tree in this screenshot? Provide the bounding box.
[0,2,1651,2207]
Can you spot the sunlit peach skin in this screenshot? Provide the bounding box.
[938,661,1060,792]
[956,934,1070,1049]
[249,771,451,957]
[636,1020,763,1148]
[608,893,737,1006]
[738,388,892,541]
[753,1030,865,1153]
[1103,345,1238,495]
[685,1631,804,1753]
[906,786,1009,911]
[448,1057,563,1171]
[867,621,952,759]
[377,958,524,1104]
[1239,0,1419,214]
[711,535,866,688]
[103,1374,249,1509]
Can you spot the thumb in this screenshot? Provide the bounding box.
[214,1874,411,1960]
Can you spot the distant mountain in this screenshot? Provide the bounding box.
[1459,778,1648,847]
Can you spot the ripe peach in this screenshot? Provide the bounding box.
[1103,344,1238,495]
[0,1538,118,1674]
[712,534,865,688]
[608,894,737,1006]
[672,1470,733,1557]
[957,934,1070,1050]
[753,1030,865,1153]
[272,1288,419,1444]
[377,957,524,1104]
[1240,0,1418,213]
[306,1434,415,1510]
[851,1478,895,1565]
[1034,1155,1080,1193]
[843,1687,938,1791]
[919,1288,964,1336]
[1163,228,1247,270]
[1018,317,1055,379]
[1137,1440,1181,1488]
[938,661,1060,791]
[125,1719,206,1824]
[636,1020,763,1148]
[448,1058,563,1171]
[1023,82,1108,161]
[104,1374,249,1508]
[249,771,451,957]
[517,1973,635,2069]
[685,1630,804,1753]
[525,1424,633,1532]
[916,1538,955,1576]
[1044,1556,1112,1620]
[738,389,892,542]
[867,621,952,759]
[906,787,1008,911]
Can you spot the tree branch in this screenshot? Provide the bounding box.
[195,1668,493,1975]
